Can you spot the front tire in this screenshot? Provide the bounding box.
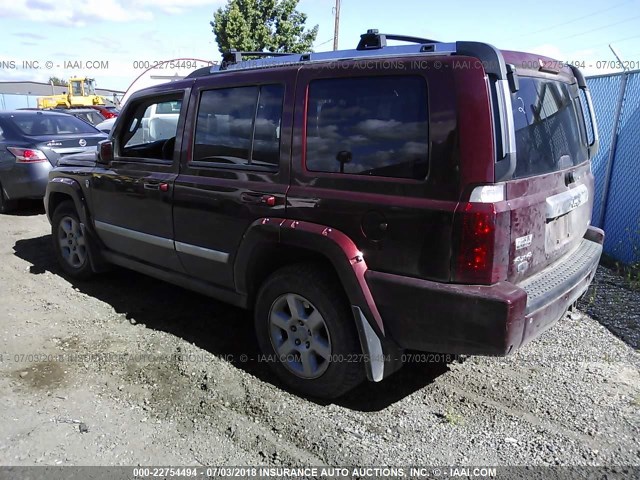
[51,201,94,280]
[254,263,364,399]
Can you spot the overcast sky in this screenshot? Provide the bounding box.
[1,0,639,91]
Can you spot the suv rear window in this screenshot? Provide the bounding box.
[305,76,429,179]
[511,77,588,179]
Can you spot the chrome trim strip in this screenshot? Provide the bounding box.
[545,184,589,220]
[94,221,230,263]
[175,241,229,264]
[53,146,96,154]
[583,89,600,157]
[496,79,517,158]
[94,220,175,249]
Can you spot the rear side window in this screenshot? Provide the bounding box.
[193,84,284,167]
[305,76,429,179]
[511,77,588,179]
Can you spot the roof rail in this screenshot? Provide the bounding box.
[357,29,440,50]
[185,66,216,79]
[220,50,295,70]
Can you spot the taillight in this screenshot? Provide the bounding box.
[7,147,48,163]
[452,202,509,284]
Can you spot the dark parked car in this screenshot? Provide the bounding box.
[45,31,603,398]
[55,108,106,126]
[0,110,106,212]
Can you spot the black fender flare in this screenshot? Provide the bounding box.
[45,177,89,225]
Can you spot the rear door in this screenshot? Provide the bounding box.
[172,69,294,288]
[91,90,188,272]
[503,74,594,283]
[286,58,461,282]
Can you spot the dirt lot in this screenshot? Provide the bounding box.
[0,203,639,468]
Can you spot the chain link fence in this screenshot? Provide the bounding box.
[587,70,640,266]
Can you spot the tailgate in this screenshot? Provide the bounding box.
[506,163,594,283]
[503,74,595,283]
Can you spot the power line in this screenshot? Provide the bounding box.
[579,33,640,52]
[315,37,335,48]
[517,0,632,38]
[556,13,640,41]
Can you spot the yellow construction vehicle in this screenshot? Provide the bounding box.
[37,77,106,109]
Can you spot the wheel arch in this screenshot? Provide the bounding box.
[46,178,88,225]
[46,177,109,272]
[235,218,384,336]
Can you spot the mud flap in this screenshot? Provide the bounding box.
[352,306,404,382]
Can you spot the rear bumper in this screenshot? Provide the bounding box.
[366,228,603,356]
[1,162,51,200]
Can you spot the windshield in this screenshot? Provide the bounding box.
[71,81,83,96]
[510,77,588,179]
[11,114,100,135]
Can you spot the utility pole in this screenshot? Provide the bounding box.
[333,0,341,51]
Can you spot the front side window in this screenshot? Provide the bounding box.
[84,80,96,95]
[193,84,284,167]
[305,76,429,179]
[120,94,183,160]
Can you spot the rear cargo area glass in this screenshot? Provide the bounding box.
[510,77,587,179]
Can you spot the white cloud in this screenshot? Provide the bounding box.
[136,0,224,15]
[1,0,224,26]
[2,0,150,26]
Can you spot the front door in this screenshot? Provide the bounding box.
[91,91,188,272]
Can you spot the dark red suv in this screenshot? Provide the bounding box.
[45,31,603,398]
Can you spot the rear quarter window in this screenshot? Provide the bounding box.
[305,76,429,179]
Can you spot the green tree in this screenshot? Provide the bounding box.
[48,76,67,86]
[211,0,318,54]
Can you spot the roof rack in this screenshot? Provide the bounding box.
[192,30,520,78]
[220,50,294,70]
[357,29,440,50]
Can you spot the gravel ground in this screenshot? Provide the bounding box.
[0,203,638,468]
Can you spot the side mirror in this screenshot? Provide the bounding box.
[98,140,113,165]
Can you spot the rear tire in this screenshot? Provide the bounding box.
[0,183,17,214]
[254,263,365,399]
[51,201,94,280]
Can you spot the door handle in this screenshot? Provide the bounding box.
[241,193,277,206]
[144,182,169,192]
